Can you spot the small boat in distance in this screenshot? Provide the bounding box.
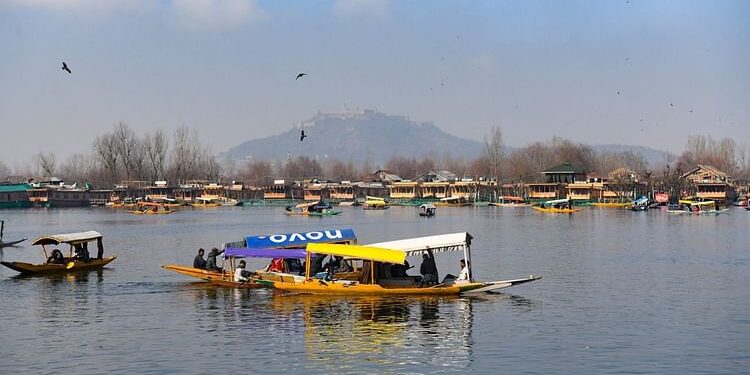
[434,196,472,207]
[666,199,729,215]
[286,201,343,216]
[630,196,649,211]
[418,203,436,217]
[363,196,389,210]
[190,197,221,208]
[532,198,580,213]
[127,202,174,215]
[1,231,116,275]
[489,196,529,207]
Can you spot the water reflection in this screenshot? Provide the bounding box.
[272,294,475,372]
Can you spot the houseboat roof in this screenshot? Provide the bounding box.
[0,183,31,192]
[32,231,102,246]
[542,163,587,174]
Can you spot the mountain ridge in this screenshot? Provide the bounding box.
[222,109,674,168]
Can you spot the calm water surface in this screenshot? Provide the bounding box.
[0,206,748,374]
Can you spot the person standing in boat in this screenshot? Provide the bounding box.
[193,248,207,269]
[206,248,224,272]
[420,249,438,285]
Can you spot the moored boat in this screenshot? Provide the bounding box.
[190,197,221,208]
[1,231,116,275]
[532,198,580,213]
[363,196,389,210]
[630,196,649,211]
[127,202,174,215]
[489,196,529,207]
[285,201,342,216]
[269,232,541,295]
[666,199,728,215]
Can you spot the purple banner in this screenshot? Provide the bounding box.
[224,247,307,259]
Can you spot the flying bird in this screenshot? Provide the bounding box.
[62,62,71,74]
[296,73,307,80]
[300,129,307,142]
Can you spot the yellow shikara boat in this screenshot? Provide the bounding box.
[269,232,541,296]
[532,198,581,213]
[1,231,116,275]
[127,202,174,215]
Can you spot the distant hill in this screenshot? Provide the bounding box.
[590,144,675,169]
[222,110,483,164]
[222,109,674,169]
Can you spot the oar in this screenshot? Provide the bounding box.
[66,261,75,269]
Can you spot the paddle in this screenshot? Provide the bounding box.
[66,261,75,269]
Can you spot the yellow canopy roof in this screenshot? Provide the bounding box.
[306,243,405,264]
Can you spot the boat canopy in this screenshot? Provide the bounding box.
[367,232,471,257]
[419,203,436,209]
[366,200,387,206]
[543,198,569,205]
[224,247,306,259]
[295,201,318,208]
[306,243,405,265]
[440,196,461,202]
[501,196,524,202]
[632,196,649,205]
[32,231,103,246]
[195,197,217,202]
[366,196,385,201]
[232,228,356,249]
[679,199,715,206]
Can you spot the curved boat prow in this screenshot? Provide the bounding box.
[462,275,542,295]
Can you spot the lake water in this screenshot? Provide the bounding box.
[0,206,748,374]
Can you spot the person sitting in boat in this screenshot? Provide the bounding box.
[457,259,470,283]
[193,248,207,269]
[285,258,304,274]
[206,248,224,272]
[47,249,65,264]
[390,260,413,277]
[420,249,439,285]
[267,258,285,273]
[73,244,90,262]
[335,256,353,273]
[234,260,249,282]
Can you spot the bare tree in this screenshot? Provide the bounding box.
[144,130,169,181]
[480,126,504,180]
[112,122,141,180]
[169,127,200,182]
[242,160,273,184]
[35,152,57,176]
[93,133,119,185]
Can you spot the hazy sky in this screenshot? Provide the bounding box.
[1,0,748,166]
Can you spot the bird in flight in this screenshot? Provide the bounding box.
[296,73,307,80]
[300,129,307,142]
[62,62,71,74]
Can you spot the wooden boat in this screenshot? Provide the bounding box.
[127,202,174,215]
[489,196,529,207]
[285,201,342,216]
[630,196,649,211]
[190,197,221,208]
[162,228,358,287]
[1,231,116,275]
[269,232,541,296]
[667,199,729,215]
[590,202,631,208]
[363,196,389,210]
[0,220,26,248]
[532,198,580,213]
[418,203,436,217]
[433,196,472,207]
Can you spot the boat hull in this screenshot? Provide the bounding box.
[532,206,580,213]
[1,256,117,275]
[270,275,541,295]
[161,264,264,288]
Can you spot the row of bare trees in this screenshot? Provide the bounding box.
[2,126,748,188]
